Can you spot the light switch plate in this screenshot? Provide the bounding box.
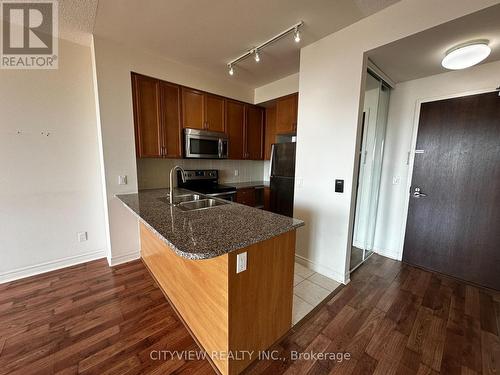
[392,176,401,185]
[118,175,128,185]
[236,252,247,273]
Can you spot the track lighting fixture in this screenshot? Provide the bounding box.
[294,27,300,43]
[254,49,260,62]
[227,21,303,76]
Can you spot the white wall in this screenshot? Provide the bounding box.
[294,0,499,283]
[373,60,500,260]
[91,36,255,265]
[254,73,299,104]
[137,159,264,189]
[0,39,106,282]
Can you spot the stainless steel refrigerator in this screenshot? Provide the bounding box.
[269,142,296,217]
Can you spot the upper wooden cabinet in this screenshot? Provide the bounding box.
[226,100,245,159]
[205,94,226,132]
[159,81,182,158]
[275,93,298,135]
[245,105,264,160]
[132,73,182,158]
[182,87,205,130]
[132,72,266,160]
[264,106,276,160]
[132,73,161,158]
[182,88,226,132]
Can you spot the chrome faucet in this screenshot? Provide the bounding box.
[169,165,186,204]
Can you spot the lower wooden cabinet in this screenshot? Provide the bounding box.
[236,188,256,207]
[236,186,265,208]
[264,187,271,211]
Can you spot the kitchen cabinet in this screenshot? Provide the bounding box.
[205,94,226,132]
[159,81,182,158]
[226,102,264,160]
[226,100,245,159]
[275,93,298,135]
[236,186,265,208]
[132,72,266,160]
[236,188,256,207]
[182,88,226,132]
[132,73,181,158]
[182,87,205,130]
[264,187,271,211]
[245,105,264,160]
[264,106,276,160]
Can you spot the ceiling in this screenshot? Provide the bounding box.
[368,4,500,83]
[59,0,98,45]
[91,0,400,88]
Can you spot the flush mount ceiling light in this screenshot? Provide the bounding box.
[227,21,303,76]
[442,41,491,70]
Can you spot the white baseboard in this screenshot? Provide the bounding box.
[295,254,349,284]
[373,247,401,261]
[0,249,107,284]
[107,250,141,267]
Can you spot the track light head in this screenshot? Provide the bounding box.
[294,27,301,43]
[228,64,234,76]
[254,49,260,63]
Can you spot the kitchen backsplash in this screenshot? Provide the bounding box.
[137,158,265,189]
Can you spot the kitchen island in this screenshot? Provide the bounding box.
[116,188,304,375]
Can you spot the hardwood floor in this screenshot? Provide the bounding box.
[0,255,498,374]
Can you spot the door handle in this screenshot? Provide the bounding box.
[413,187,427,198]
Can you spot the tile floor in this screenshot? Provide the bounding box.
[291,262,341,325]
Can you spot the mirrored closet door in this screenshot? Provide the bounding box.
[350,71,390,271]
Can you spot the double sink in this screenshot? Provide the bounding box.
[161,193,229,211]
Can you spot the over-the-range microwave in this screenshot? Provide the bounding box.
[184,128,228,159]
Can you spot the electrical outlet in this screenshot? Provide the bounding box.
[236,252,247,273]
[234,169,239,177]
[77,232,88,242]
[392,176,401,185]
[118,175,128,185]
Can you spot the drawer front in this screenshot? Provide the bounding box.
[236,188,256,207]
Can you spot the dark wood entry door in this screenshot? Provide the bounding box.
[403,92,500,290]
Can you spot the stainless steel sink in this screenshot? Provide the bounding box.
[176,198,228,211]
[159,194,202,205]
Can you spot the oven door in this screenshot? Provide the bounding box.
[184,129,228,159]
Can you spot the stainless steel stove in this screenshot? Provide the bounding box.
[177,170,236,201]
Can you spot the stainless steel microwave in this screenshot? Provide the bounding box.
[184,129,228,159]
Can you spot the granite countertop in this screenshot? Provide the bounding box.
[227,181,269,189]
[116,188,304,260]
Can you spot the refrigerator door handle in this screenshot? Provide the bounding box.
[269,144,275,179]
